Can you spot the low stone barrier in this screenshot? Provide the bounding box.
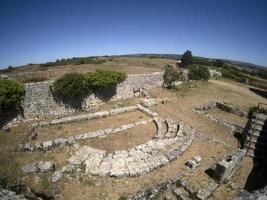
[193,101,247,134]
[14,119,154,152]
[66,124,195,178]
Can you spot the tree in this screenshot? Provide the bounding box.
[181,50,193,67]
[214,59,224,68]
[163,65,185,88]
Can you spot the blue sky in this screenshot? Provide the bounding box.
[0,0,267,68]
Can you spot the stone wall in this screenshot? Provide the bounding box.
[214,149,246,183]
[22,72,163,120]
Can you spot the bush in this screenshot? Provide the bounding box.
[163,65,185,88]
[188,65,210,80]
[52,73,88,98]
[85,70,127,91]
[52,70,127,98]
[0,80,25,112]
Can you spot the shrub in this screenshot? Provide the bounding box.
[163,65,185,88]
[188,65,210,80]
[52,73,88,98]
[52,70,127,98]
[0,80,25,112]
[85,70,127,91]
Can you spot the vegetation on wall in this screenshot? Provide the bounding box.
[85,70,127,91]
[0,80,25,112]
[52,73,88,98]
[188,65,210,80]
[52,70,127,98]
[163,65,185,88]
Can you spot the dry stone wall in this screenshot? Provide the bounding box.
[22,72,163,120]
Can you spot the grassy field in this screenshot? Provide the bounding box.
[4,57,176,82]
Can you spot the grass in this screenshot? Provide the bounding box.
[5,56,175,81]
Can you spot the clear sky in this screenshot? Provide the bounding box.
[0,0,267,68]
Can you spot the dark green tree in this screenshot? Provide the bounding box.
[214,59,224,68]
[181,50,193,67]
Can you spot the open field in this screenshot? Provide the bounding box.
[5,57,176,82]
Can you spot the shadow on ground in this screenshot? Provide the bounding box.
[249,88,267,99]
[0,107,23,128]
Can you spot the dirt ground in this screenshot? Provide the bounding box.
[0,78,267,200]
[35,111,149,142]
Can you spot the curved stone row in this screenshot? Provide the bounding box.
[31,105,138,129]
[13,119,154,152]
[68,122,195,177]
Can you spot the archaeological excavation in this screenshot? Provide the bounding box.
[0,66,267,200]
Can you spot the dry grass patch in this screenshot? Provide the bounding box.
[35,111,149,142]
[80,122,156,153]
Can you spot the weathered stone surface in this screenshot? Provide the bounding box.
[137,104,158,117]
[37,161,55,172]
[42,141,53,151]
[214,149,246,183]
[0,187,27,200]
[22,161,55,173]
[22,163,38,173]
[140,98,157,108]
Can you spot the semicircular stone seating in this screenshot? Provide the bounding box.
[68,117,195,177]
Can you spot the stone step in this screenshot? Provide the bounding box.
[255,113,267,121]
[176,122,184,137]
[244,142,267,150]
[165,118,178,138]
[245,136,267,144]
[252,119,266,126]
[246,149,267,160]
[173,187,190,200]
[250,124,264,131]
[248,129,267,136]
[153,117,166,139]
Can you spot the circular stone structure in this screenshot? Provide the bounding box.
[68,117,195,177]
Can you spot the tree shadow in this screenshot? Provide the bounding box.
[94,86,117,102]
[0,107,24,129]
[249,88,267,99]
[244,120,267,191]
[51,86,117,109]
